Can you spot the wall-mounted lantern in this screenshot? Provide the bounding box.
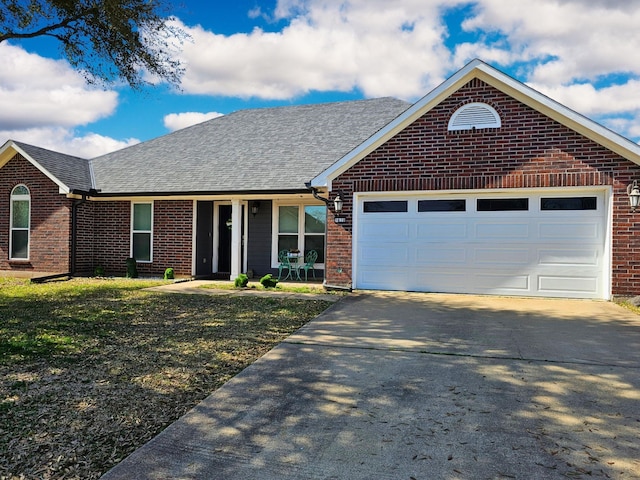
[251,201,260,217]
[333,193,344,213]
[628,181,640,211]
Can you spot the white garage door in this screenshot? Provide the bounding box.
[354,190,609,299]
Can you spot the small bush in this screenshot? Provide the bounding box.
[94,266,105,277]
[164,268,175,280]
[234,273,249,288]
[260,274,278,288]
[125,258,138,278]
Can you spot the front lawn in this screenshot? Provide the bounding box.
[0,278,333,479]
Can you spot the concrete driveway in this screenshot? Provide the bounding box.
[101,292,640,480]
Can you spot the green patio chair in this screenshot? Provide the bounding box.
[298,250,318,281]
[277,249,292,280]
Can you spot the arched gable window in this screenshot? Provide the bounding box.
[448,102,501,131]
[10,184,30,260]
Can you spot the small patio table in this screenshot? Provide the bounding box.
[285,253,303,280]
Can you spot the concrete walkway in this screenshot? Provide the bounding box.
[101,291,640,479]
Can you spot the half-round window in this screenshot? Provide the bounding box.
[448,102,501,131]
[10,184,30,260]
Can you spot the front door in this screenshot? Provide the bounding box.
[217,205,232,273]
[195,201,214,276]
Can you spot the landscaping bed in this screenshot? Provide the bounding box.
[0,278,333,480]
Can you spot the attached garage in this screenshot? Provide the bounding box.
[354,188,610,299]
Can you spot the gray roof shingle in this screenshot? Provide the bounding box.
[14,141,93,192]
[90,97,410,195]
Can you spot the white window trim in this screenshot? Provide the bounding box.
[9,184,30,261]
[131,201,154,263]
[271,200,326,269]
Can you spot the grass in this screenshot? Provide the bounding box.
[0,277,333,480]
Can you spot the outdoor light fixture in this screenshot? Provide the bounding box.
[225,218,232,229]
[333,193,344,213]
[628,180,640,211]
[251,201,260,217]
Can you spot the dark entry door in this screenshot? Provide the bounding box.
[217,205,232,273]
[195,201,214,276]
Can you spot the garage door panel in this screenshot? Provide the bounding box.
[538,248,598,266]
[415,271,470,290]
[362,222,411,240]
[475,273,531,291]
[475,223,529,239]
[538,275,599,295]
[355,191,607,299]
[416,222,468,239]
[416,246,467,264]
[473,247,530,264]
[359,245,410,265]
[358,266,411,290]
[539,222,600,240]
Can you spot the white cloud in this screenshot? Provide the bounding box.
[458,1,640,85]
[0,42,119,129]
[0,127,139,158]
[174,0,468,100]
[163,111,224,131]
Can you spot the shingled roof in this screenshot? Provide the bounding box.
[6,141,93,193]
[90,97,411,195]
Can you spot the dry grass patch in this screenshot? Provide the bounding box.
[0,278,332,480]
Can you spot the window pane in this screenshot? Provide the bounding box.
[418,199,466,212]
[304,235,325,263]
[477,198,528,211]
[363,201,408,213]
[305,205,326,233]
[278,234,298,253]
[11,230,29,259]
[133,203,152,231]
[133,233,151,261]
[12,185,29,196]
[12,200,29,228]
[279,206,298,233]
[541,197,597,210]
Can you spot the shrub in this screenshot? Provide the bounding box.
[164,268,175,280]
[260,274,278,288]
[234,273,249,288]
[94,266,105,277]
[125,258,138,278]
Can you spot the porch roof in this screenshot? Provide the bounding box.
[90,97,410,195]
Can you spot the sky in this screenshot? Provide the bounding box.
[2,0,640,158]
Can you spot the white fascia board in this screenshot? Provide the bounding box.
[310,59,640,187]
[0,140,71,194]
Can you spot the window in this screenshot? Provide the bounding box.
[418,199,466,212]
[541,197,597,210]
[10,185,30,260]
[275,204,326,264]
[477,198,528,211]
[363,201,408,213]
[131,202,153,262]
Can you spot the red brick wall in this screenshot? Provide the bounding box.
[0,153,73,275]
[92,200,193,277]
[327,78,640,295]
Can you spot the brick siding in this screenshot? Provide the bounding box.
[0,153,73,275]
[326,79,640,295]
[92,200,193,277]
